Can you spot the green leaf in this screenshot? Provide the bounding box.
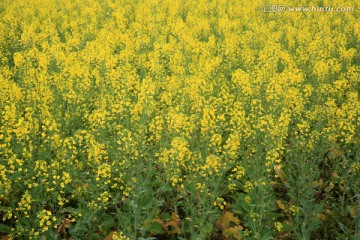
[122,198,132,212]
[162,212,171,222]
[59,207,77,214]
[99,214,116,232]
[0,223,11,233]
[259,228,273,240]
[69,224,88,237]
[141,195,155,209]
[144,221,164,235]
[239,198,250,212]
[0,206,12,212]
[232,193,249,213]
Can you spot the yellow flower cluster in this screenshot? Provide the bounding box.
[16,191,32,218]
[37,210,56,232]
[112,231,131,240]
[213,197,226,210]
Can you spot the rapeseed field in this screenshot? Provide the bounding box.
[0,0,359,239]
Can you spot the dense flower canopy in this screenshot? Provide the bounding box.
[0,0,359,239]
